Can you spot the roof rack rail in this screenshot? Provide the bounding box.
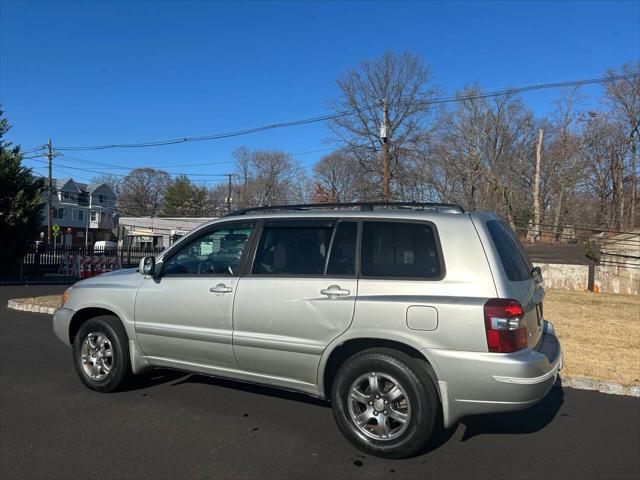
[226,201,465,216]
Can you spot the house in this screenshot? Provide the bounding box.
[118,216,216,249]
[40,178,118,246]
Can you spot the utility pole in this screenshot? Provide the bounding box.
[47,139,53,245]
[380,99,390,202]
[532,128,544,242]
[224,173,234,213]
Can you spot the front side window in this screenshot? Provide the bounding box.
[90,211,97,221]
[252,224,333,275]
[162,224,253,275]
[361,221,442,279]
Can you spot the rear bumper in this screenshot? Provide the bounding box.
[426,320,562,427]
[52,307,75,346]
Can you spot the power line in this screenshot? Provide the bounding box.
[53,73,639,152]
[55,112,352,151]
[408,73,640,106]
[56,146,339,170]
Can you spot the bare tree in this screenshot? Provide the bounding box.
[91,174,122,196]
[604,62,640,228]
[231,148,306,208]
[416,85,534,226]
[312,150,363,202]
[118,168,171,217]
[543,88,588,238]
[328,50,440,199]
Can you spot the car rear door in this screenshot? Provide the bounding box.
[232,219,358,385]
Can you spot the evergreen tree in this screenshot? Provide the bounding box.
[163,175,209,216]
[0,111,45,274]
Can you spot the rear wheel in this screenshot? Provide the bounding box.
[72,315,131,392]
[331,348,439,459]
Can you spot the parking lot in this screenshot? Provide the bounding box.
[1,285,638,480]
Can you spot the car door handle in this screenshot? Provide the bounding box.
[210,284,233,294]
[320,285,350,297]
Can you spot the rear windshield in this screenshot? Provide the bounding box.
[487,220,532,282]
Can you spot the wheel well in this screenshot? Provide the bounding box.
[68,308,122,344]
[322,338,440,399]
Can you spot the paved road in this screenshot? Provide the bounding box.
[1,285,638,480]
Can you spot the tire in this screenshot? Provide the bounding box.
[72,315,131,392]
[331,348,439,459]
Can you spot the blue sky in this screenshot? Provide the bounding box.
[1,0,639,186]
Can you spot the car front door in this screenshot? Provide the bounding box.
[232,219,359,385]
[134,221,255,369]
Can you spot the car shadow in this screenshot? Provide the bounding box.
[168,370,331,407]
[122,368,190,391]
[459,380,565,441]
[123,368,565,453]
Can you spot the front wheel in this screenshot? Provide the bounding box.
[331,348,439,459]
[72,315,131,392]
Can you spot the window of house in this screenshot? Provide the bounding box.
[90,211,97,221]
[73,209,84,222]
[252,222,334,275]
[53,207,65,220]
[100,211,106,222]
[361,221,443,279]
[98,194,105,203]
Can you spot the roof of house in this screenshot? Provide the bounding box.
[47,177,114,195]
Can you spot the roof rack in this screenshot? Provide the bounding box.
[226,201,465,216]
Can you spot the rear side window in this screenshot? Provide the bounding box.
[361,221,442,279]
[487,220,532,282]
[252,224,333,275]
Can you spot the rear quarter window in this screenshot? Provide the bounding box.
[361,221,443,279]
[486,220,532,282]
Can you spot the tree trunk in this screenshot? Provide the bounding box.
[630,128,638,227]
[532,129,543,241]
[553,188,564,242]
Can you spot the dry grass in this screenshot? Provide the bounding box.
[13,290,640,386]
[545,289,640,386]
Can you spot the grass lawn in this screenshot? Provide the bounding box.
[10,289,640,386]
[545,289,640,386]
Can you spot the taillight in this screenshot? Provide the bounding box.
[484,298,527,353]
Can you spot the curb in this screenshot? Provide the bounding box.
[5,299,640,398]
[561,376,639,398]
[7,299,57,315]
[0,280,76,286]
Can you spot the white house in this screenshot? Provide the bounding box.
[40,178,117,246]
[118,216,216,249]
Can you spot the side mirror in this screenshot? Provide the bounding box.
[531,266,543,284]
[139,256,156,276]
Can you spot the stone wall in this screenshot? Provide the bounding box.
[533,262,639,295]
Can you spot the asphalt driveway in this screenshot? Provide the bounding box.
[1,285,638,479]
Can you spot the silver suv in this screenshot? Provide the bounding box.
[53,202,562,458]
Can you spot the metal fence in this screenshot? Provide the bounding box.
[21,245,164,277]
